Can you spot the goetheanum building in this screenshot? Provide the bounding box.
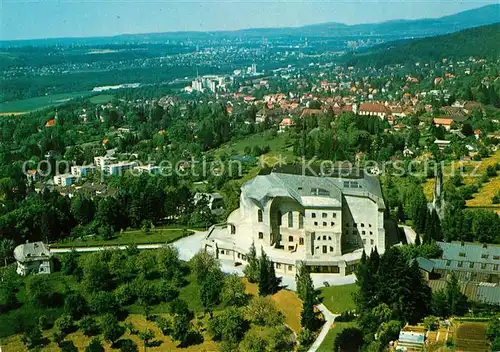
[205,166,387,276]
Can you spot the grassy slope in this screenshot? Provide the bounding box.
[51,227,189,248]
[0,91,92,114]
[319,284,357,314]
[243,278,302,333]
[422,150,500,212]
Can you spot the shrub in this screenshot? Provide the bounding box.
[297,328,314,346]
[423,315,439,331]
[80,316,100,337]
[54,314,76,335]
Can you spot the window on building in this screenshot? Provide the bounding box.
[458,261,463,267]
[237,253,241,259]
[288,246,294,251]
[258,210,263,222]
[276,263,281,269]
[288,236,293,242]
[322,245,327,254]
[330,246,334,252]
[370,231,373,235]
[323,236,327,240]
[362,231,366,235]
[369,224,372,227]
[258,232,263,239]
[481,263,487,270]
[314,221,318,226]
[495,256,500,260]
[288,265,293,271]
[288,212,293,228]
[346,223,349,227]
[323,222,327,227]
[322,213,327,218]
[277,211,282,226]
[446,260,451,266]
[331,222,335,226]
[353,223,357,227]
[299,213,304,229]
[469,262,474,269]
[495,265,499,270]
[230,225,236,234]
[328,236,332,240]
[220,250,225,255]
[481,254,489,259]
[312,213,316,218]
[361,223,365,227]
[459,252,466,257]
[370,239,374,245]
[299,238,304,245]
[363,239,366,244]
[332,213,337,218]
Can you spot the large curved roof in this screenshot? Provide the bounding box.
[14,242,52,262]
[242,168,384,209]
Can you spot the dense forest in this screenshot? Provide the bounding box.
[343,23,500,68]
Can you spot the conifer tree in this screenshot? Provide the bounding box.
[300,282,316,331]
[415,233,421,246]
[258,248,270,296]
[296,261,313,301]
[243,242,259,283]
[267,260,280,295]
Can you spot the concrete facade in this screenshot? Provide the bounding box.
[205,167,386,276]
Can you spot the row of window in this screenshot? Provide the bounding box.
[346,223,372,228]
[275,263,294,271]
[311,212,337,219]
[362,239,375,245]
[451,261,500,270]
[459,252,500,261]
[313,221,336,227]
[315,245,335,254]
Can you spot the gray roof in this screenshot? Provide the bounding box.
[14,242,52,262]
[416,257,436,272]
[438,242,500,263]
[242,168,385,209]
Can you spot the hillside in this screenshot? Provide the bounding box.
[342,23,500,67]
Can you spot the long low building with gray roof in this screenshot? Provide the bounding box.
[205,166,387,276]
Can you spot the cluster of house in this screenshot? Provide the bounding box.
[52,156,162,187]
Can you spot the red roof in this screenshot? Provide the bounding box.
[433,118,453,126]
[359,103,390,114]
[300,108,323,118]
[45,119,56,127]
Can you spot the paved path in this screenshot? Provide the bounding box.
[308,303,339,352]
[400,225,418,244]
[50,231,205,261]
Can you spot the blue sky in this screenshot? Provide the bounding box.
[1,0,498,40]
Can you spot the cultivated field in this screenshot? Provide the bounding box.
[454,322,490,352]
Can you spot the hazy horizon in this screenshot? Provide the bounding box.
[1,0,499,41]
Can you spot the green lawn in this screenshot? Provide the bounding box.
[51,227,191,248]
[317,321,358,352]
[319,284,357,314]
[213,131,296,162]
[0,91,92,114]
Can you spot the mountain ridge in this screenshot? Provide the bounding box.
[1,4,499,46]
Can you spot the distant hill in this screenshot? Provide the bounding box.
[2,4,499,47]
[341,23,500,67]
